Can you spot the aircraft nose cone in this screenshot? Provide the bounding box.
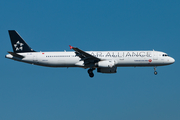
[170,57,175,64]
[172,58,175,63]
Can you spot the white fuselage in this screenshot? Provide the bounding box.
[6,30,175,77]
[6,50,175,68]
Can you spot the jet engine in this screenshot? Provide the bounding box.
[97,60,115,68]
[97,67,117,73]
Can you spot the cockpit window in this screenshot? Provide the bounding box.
[162,54,169,57]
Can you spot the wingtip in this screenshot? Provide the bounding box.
[69,45,73,49]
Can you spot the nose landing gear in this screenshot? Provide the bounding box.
[88,68,95,78]
[154,67,158,75]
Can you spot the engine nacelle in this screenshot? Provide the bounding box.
[97,67,117,73]
[97,60,115,68]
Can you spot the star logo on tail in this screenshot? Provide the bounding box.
[14,41,24,51]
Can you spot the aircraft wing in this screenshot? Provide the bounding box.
[69,45,101,62]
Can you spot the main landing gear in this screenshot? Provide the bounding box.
[88,68,95,78]
[154,67,158,75]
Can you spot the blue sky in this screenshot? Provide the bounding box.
[1,0,180,120]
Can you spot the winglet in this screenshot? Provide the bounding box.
[69,45,73,49]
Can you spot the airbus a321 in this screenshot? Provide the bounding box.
[6,30,175,78]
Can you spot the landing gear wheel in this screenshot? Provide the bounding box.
[89,73,94,78]
[88,68,95,78]
[88,69,92,74]
[154,71,157,75]
[154,67,157,75]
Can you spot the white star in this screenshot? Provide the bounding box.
[19,47,23,50]
[20,43,23,46]
[14,41,24,51]
[14,44,17,48]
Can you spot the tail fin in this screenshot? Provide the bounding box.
[8,30,36,53]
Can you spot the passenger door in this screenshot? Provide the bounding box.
[153,51,158,60]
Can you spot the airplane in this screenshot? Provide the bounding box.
[5,30,175,78]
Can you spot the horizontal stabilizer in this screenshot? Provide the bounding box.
[8,51,24,58]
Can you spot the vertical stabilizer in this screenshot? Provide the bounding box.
[8,30,35,53]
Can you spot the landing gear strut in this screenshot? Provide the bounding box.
[88,68,95,78]
[154,67,158,75]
